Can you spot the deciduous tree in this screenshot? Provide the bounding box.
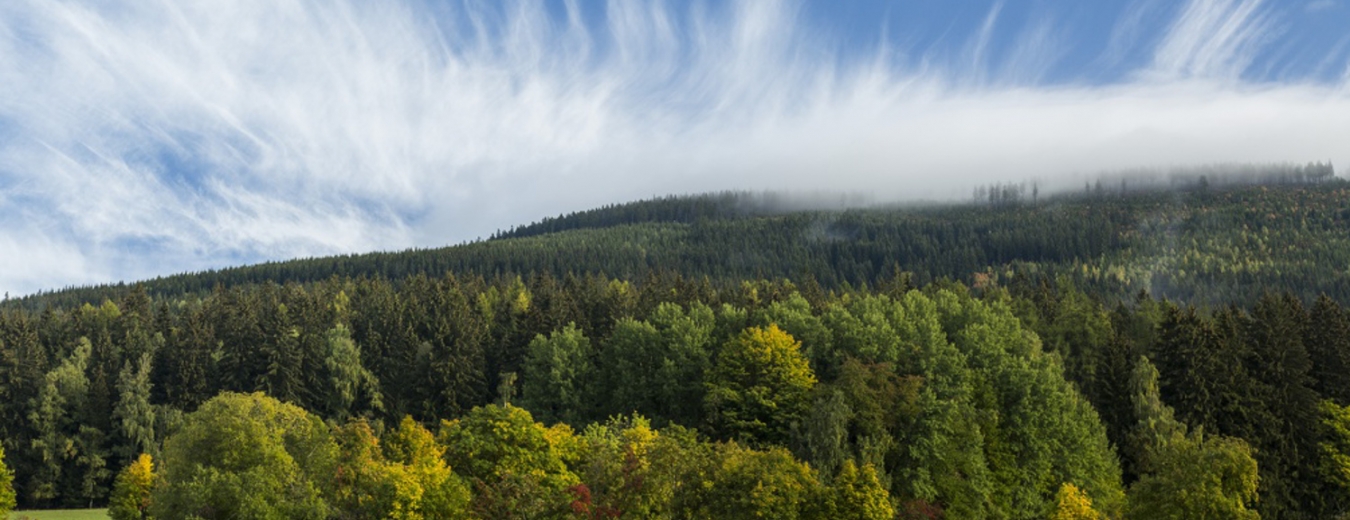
[704,325,816,446]
[151,392,335,520]
[108,453,154,520]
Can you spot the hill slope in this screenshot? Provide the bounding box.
[10,178,1350,309]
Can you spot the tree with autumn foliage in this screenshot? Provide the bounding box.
[108,454,155,520]
[329,417,472,520]
[1050,483,1102,520]
[1319,400,1350,516]
[0,445,15,517]
[818,460,894,520]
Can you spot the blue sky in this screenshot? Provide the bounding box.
[2,0,1349,297]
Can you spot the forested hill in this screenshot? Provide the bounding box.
[10,171,1350,310]
[491,191,874,239]
[4,166,1350,519]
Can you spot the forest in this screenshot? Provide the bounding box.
[1,173,1349,518]
[8,162,1345,311]
[1,270,1349,518]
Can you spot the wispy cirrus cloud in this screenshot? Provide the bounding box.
[0,0,1347,296]
[1150,0,1274,80]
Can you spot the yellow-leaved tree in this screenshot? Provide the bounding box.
[108,454,155,520]
[822,460,895,520]
[0,445,16,517]
[1050,483,1102,520]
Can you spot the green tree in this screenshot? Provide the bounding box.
[573,415,678,518]
[108,453,155,520]
[704,325,816,445]
[598,317,665,420]
[692,443,824,520]
[794,388,852,480]
[324,324,383,421]
[1125,429,1260,520]
[1127,357,1185,467]
[151,392,336,520]
[519,323,593,425]
[1306,296,1350,406]
[1125,357,1260,520]
[757,293,835,377]
[1318,400,1350,515]
[27,337,93,505]
[930,289,1126,517]
[645,302,716,427]
[114,353,156,460]
[437,404,578,519]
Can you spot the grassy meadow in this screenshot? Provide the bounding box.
[8,510,108,520]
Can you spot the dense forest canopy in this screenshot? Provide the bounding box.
[2,165,1349,518]
[1,269,1349,518]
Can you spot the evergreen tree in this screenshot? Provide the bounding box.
[1244,293,1324,518]
[1306,295,1350,406]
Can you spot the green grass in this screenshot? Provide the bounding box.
[8,510,108,520]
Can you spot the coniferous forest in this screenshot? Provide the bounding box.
[2,175,1350,519]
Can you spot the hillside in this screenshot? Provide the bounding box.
[11,175,1350,310]
[4,176,1350,518]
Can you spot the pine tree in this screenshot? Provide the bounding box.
[1245,293,1324,517]
[1306,295,1350,406]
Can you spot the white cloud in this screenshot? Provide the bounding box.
[0,0,1347,296]
[1150,0,1274,80]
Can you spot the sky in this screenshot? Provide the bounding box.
[1,0,1349,297]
